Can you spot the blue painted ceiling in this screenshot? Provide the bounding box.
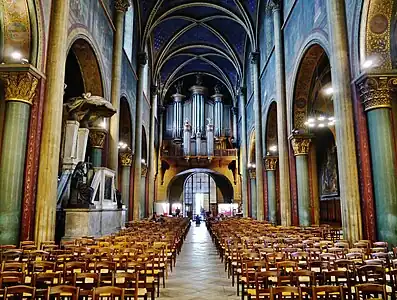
[137,0,261,99]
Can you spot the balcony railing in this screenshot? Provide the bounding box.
[161,148,237,158]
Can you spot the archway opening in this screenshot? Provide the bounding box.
[293,44,341,226]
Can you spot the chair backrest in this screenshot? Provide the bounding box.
[93,286,125,300]
[312,285,344,300]
[270,286,301,300]
[32,272,61,288]
[1,262,26,273]
[73,272,100,290]
[113,272,139,300]
[355,283,387,299]
[31,261,55,273]
[4,285,36,299]
[0,271,25,288]
[46,285,79,300]
[356,265,386,284]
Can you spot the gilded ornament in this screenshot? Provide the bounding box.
[114,0,130,12]
[265,157,278,171]
[89,129,107,148]
[290,135,312,156]
[248,168,256,179]
[0,72,38,105]
[120,152,132,167]
[141,164,148,177]
[356,74,397,111]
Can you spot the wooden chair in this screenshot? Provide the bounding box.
[113,272,143,300]
[93,286,125,300]
[0,272,25,289]
[2,250,23,262]
[73,273,100,298]
[356,265,386,285]
[312,285,344,300]
[46,285,79,300]
[255,271,278,300]
[31,261,55,273]
[323,270,352,300]
[63,261,86,284]
[355,283,387,299]
[270,286,301,300]
[32,272,62,297]
[1,262,26,273]
[4,285,36,300]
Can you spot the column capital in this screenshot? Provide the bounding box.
[0,71,39,105]
[265,156,278,171]
[250,52,260,65]
[141,164,148,177]
[171,93,186,102]
[151,85,158,95]
[211,94,224,101]
[238,86,247,96]
[248,168,256,179]
[114,0,130,12]
[268,0,281,12]
[138,52,148,66]
[356,74,397,112]
[89,128,107,149]
[289,134,312,156]
[158,105,166,116]
[120,151,133,167]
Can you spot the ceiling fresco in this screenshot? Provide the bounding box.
[136,0,262,100]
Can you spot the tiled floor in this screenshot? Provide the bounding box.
[159,223,239,300]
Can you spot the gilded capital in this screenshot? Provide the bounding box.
[356,74,397,111]
[290,135,312,156]
[265,156,278,171]
[114,0,130,12]
[89,128,107,149]
[120,151,132,167]
[141,164,148,177]
[0,72,39,105]
[248,168,256,179]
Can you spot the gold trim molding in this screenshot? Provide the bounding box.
[289,135,312,156]
[356,74,397,111]
[265,156,278,171]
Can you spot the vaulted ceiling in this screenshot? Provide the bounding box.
[136,0,263,101]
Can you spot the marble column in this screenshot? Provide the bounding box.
[270,1,291,226]
[35,0,70,244]
[290,135,312,226]
[265,156,278,224]
[132,52,147,220]
[248,168,257,218]
[0,70,39,245]
[148,85,158,216]
[357,74,397,245]
[120,151,132,213]
[251,52,264,221]
[326,0,362,242]
[239,88,249,216]
[109,0,130,180]
[89,128,107,167]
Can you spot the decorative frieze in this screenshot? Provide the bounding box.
[356,74,397,111]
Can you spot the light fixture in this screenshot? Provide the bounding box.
[11,51,22,61]
[328,121,335,126]
[118,141,128,150]
[141,159,146,164]
[318,123,325,128]
[362,59,373,69]
[323,87,334,95]
[318,116,326,121]
[269,145,277,153]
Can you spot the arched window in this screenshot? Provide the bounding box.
[123,6,134,62]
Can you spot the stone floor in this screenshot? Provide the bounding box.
[159,222,239,300]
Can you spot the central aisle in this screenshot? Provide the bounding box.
[160,223,239,300]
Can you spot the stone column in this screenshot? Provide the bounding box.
[248,168,257,218]
[326,0,362,242]
[120,151,132,213]
[35,0,70,244]
[157,105,165,184]
[132,52,147,220]
[290,135,312,226]
[232,107,238,143]
[251,52,264,221]
[265,156,278,224]
[270,0,292,226]
[239,88,249,216]
[0,70,39,245]
[357,74,397,245]
[148,85,158,216]
[141,164,148,218]
[109,0,130,178]
[89,128,107,167]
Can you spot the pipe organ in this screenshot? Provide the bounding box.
[165,80,233,157]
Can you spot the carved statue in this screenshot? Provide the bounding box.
[69,161,94,208]
[195,74,203,86]
[63,93,116,127]
[175,80,183,94]
[214,83,222,94]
